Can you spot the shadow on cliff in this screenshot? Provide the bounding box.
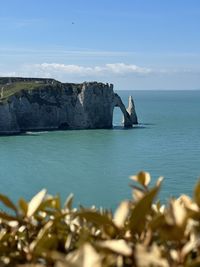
[113,123,151,130]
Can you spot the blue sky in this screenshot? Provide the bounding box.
[0,0,200,89]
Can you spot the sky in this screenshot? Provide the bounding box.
[0,0,200,90]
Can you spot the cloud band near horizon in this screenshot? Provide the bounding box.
[33,63,152,76]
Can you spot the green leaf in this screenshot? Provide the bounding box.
[193,180,200,206]
[186,260,200,267]
[76,210,118,237]
[39,195,61,211]
[30,220,55,253]
[64,193,74,210]
[0,194,18,214]
[129,185,160,235]
[18,198,28,216]
[0,211,17,221]
[77,210,115,228]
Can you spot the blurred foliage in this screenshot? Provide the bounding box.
[0,172,200,266]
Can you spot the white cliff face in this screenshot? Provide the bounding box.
[0,79,138,135]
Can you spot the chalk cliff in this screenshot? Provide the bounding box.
[0,78,138,135]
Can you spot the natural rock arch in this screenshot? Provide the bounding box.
[0,78,138,134]
[113,94,138,128]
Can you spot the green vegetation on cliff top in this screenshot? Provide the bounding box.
[0,81,47,100]
[0,78,87,102]
[0,78,61,101]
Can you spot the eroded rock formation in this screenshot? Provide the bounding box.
[122,95,138,125]
[0,78,138,135]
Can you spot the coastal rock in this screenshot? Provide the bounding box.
[114,94,134,127]
[126,96,138,124]
[0,78,138,134]
[0,101,20,134]
[122,96,138,126]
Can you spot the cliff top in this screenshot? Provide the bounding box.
[0,77,113,101]
[0,77,60,100]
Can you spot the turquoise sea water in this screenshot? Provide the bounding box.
[0,90,200,209]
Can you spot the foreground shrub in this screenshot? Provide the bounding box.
[0,172,200,266]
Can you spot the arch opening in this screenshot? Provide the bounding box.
[112,106,124,127]
[112,93,138,128]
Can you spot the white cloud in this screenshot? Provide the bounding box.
[1,63,199,90]
[0,63,152,84]
[1,64,199,82]
[106,63,151,74]
[33,62,152,77]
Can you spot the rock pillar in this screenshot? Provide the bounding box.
[126,96,138,124]
[114,94,133,128]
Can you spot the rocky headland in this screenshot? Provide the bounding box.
[0,77,138,135]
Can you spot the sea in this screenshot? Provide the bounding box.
[0,90,200,209]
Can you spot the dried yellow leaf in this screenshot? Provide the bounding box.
[114,201,129,228]
[181,232,200,259]
[169,199,187,226]
[97,239,132,256]
[132,188,144,201]
[130,171,151,187]
[27,189,47,218]
[66,243,101,267]
[135,244,169,267]
[156,176,164,187]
